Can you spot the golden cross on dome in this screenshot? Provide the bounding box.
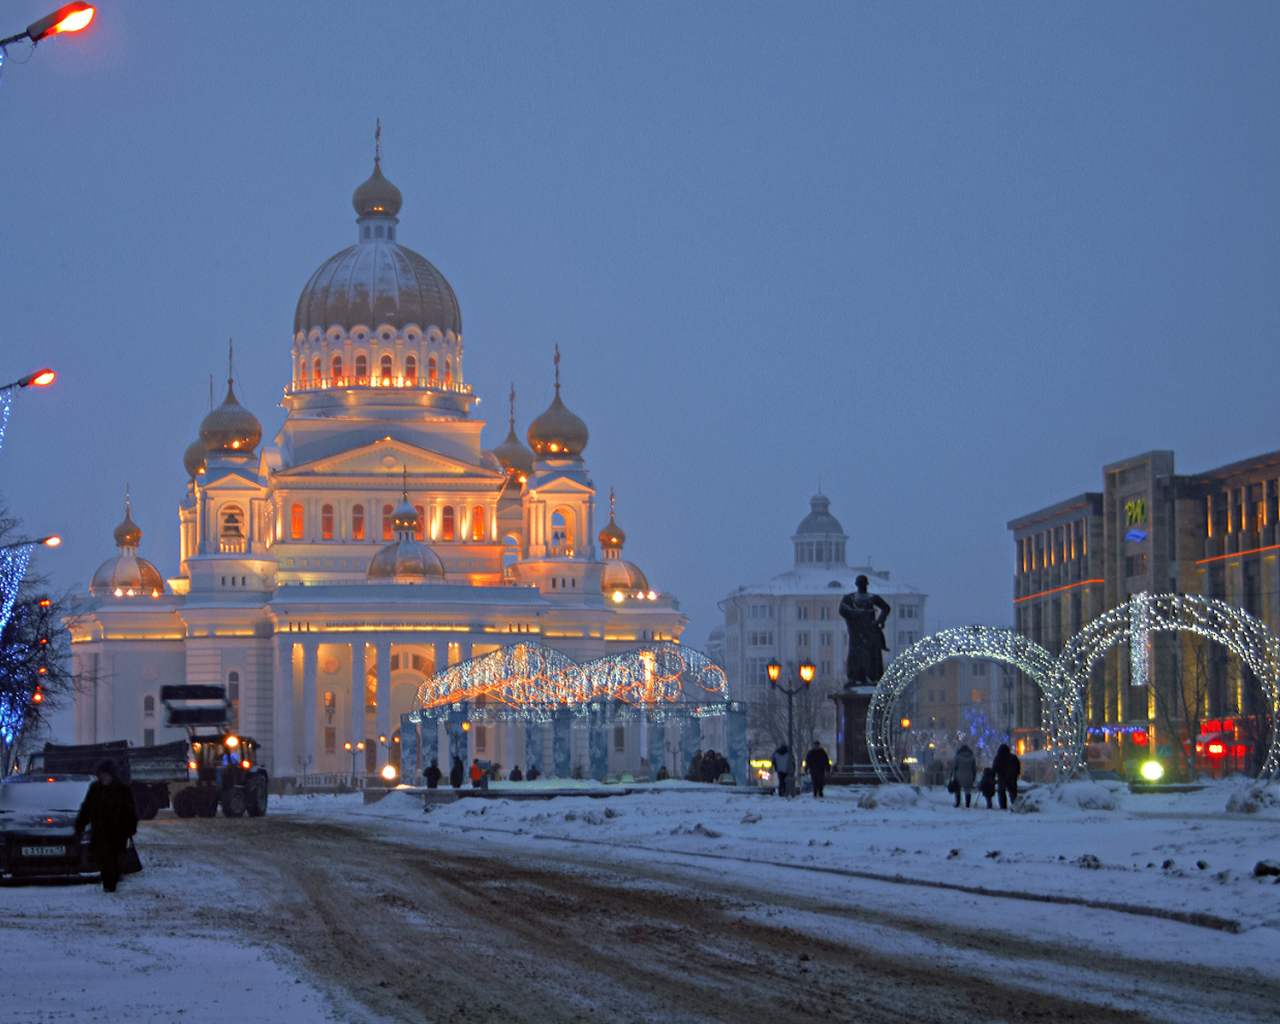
[509,383,516,429]
[125,484,131,514]
[375,118,382,165]
[209,374,214,411]
[554,344,561,392]
[402,464,408,502]
[228,338,234,384]
[610,487,615,517]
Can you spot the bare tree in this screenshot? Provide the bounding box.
[1146,634,1211,781]
[746,668,836,757]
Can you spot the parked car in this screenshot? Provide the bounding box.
[0,775,136,881]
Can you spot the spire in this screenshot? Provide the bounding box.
[402,464,409,503]
[209,374,214,411]
[554,344,561,394]
[125,483,131,514]
[610,487,615,517]
[375,117,381,166]
[509,383,516,430]
[228,337,234,386]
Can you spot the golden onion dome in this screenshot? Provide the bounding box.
[90,555,165,598]
[527,386,588,458]
[600,558,648,595]
[183,438,207,480]
[352,157,403,220]
[598,513,626,550]
[366,539,445,581]
[199,380,262,455]
[113,508,142,551]
[391,500,420,533]
[493,424,534,482]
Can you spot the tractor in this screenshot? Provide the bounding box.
[162,685,269,818]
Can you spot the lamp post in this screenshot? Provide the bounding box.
[343,740,365,778]
[767,658,815,796]
[0,369,56,391]
[0,5,93,79]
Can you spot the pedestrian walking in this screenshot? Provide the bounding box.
[772,744,794,797]
[470,759,484,788]
[424,758,442,789]
[73,760,137,893]
[978,766,996,809]
[701,749,720,783]
[449,755,464,789]
[992,743,1021,809]
[687,748,703,782]
[949,744,977,808]
[804,741,830,798]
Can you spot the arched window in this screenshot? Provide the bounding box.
[313,356,321,381]
[355,353,367,380]
[321,503,334,540]
[300,359,308,383]
[290,503,304,540]
[551,509,573,556]
[441,506,455,542]
[428,355,437,383]
[414,505,425,541]
[331,354,343,382]
[351,504,364,540]
[382,504,394,541]
[380,354,393,383]
[472,506,485,541]
[503,534,521,569]
[220,504,246,553]
[445,358,452,384]
[143,695,155,718]
[404,354,416,383]
[375,224,384,238]
[363,226,371,239]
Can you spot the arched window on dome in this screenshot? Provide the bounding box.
[321,503,334,540]
[382,504,394,541]
[374,225,384,238]
[380,354,393,384]
[441,506,455,542]
[355,353,367,381]
[427,355,437,383]
[351,504,364,541]
[331,355,343,383]
[551,509,574,557]
[414,505,425,541]
[472,506,485,541]
[363,226,371,239]
[290,503,304,540]
[313,356,321,382]
[444,358,452,384]
[404,354,416,384]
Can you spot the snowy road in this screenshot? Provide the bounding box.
[7,781,1280,1023]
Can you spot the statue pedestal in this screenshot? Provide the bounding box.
[829,687,881,785]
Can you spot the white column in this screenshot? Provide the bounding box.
[274,637,294,778]
[351,640,366,766]
[375,638,392,770]
[301,640,318,776]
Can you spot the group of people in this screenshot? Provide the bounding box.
[948,743,1021,809]
[422,756,542,789]
[771,740,831,797]
[686,748,729,784]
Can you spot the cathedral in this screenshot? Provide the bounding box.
[69,151,689,781]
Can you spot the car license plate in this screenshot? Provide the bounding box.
[20,845,66,857]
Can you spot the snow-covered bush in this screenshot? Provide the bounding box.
[1226,784,1280,814]
[858,785,921,810]
[1010,781,1118,814]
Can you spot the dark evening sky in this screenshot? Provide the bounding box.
[3,1,1280,649]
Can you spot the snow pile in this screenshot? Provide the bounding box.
[1225,783,1280,814]
[857,784,923,810]
[1012,781,1119,814]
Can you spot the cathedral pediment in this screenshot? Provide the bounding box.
[276,437,504,481]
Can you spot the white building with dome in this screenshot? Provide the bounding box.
[69,151,690,782]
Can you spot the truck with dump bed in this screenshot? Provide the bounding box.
[29,739,188,820]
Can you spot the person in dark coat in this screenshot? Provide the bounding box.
[687,748,703,782]
[74,760,137,892]
[527,764,540,781]
[950,745,977,808]
[978,766,997,809]
[510,765,523,781]
[804,741,831,798]
[992,743,1021,809]
[772,744,794,797]
[701,749,720,783]
[424,758,442,789]
[449,756,464,789]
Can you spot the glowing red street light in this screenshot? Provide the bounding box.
[20,4,94,44]
[2,368,56,391]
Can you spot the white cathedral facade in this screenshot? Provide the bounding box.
[70,154,686,780]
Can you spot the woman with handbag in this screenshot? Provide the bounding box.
[949,745,977,808]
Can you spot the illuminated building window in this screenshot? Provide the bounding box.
[300,359,308,383]
[351,504,364,540]
[472,506,485,541]
[382,504,394,541]
[291,503,304,540]
[442,506,455,542]
[332,355,343,381]
[324,728,335,754]
[414,505,425,541]
[321,504,334,540]
[428,355,437,382]
[313,356,321,381]
[355,354,367,379]
[380,354,393,382]
[405,355,416,383]
[445,358,452,384]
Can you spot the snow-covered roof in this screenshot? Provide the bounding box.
[724,563,923,600]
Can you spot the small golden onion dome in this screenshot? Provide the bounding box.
[600,558,648,594]
[366,539,445,581]
[183,438,207,479]
[90,555,165,597]
[391,500,420,533]
[598,513,626,550]
[113,509,142,551]
[527,386,588,457]
[493,424,534,482]
[199,380,262,455]
[352,158,403,219]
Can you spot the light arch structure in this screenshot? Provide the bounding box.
[1052,593,1280,780]
[578,643,728,720]
[868,626,1063,783]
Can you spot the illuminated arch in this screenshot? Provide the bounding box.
[579,642,728,720]
[868,626,1061,783]
[1052,593,1280,780]
[415,642,588,719]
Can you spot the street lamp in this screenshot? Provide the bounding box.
[767,657,815,796]
[0,369,56,391]
[343,740,365,776]
[1,5,94,49]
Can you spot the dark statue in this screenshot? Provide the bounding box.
[838,574,891,687]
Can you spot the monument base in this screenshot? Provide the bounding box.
[829,686,881,786]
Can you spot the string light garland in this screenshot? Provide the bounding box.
[0,390,12,459]
[0,544,33,636]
